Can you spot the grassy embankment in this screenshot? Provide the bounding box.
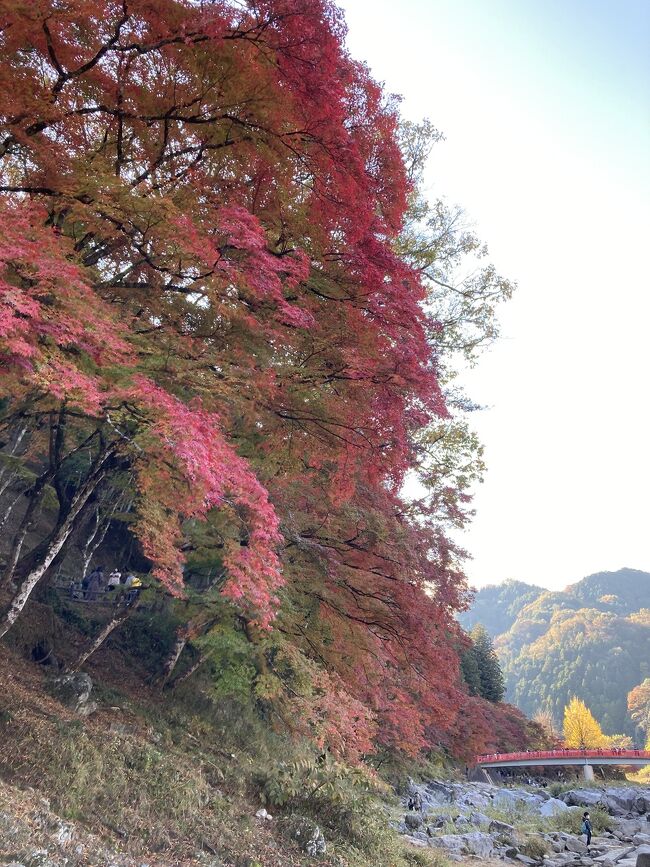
[0,600,450,867]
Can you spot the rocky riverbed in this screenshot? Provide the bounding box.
[398,780,650,867]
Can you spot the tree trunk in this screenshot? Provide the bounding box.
[156,632,188,689]
[0,470,18,501]
[0,453,112,640]
[169,651,210,689]
[81,493,132,576]
[1,472,50,587]
[0,489,26,533]
[0,423,28,490]
[156,612,220,688]
[80,505,102,577]
[71,597,139,671]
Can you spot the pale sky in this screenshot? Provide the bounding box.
[340,0,650,591]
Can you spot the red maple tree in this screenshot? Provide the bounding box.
[0,0,515,758]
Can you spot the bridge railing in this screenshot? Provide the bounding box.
[475,749,650,764]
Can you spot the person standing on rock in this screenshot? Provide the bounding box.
[581,811,592,850]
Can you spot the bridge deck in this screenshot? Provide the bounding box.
[475,749,650,768]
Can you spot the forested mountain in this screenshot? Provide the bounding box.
[458,579,545,636]
[568,569,650,613]
[463,570,650,739]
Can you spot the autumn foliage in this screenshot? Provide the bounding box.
[563,697,609,749]
[0,0,519,760]
[628,679,650,744]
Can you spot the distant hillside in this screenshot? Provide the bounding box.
[462,569,650,739]
[567,568,650,613]
[458,579,545,637]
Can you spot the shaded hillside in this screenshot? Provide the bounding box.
[458,579,545,637]
[463,569,650,739]
[567,568,650,613]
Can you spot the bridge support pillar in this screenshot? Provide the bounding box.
[583,764,594,782]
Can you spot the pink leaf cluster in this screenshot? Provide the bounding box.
[125,378,283,626]
[0,201,132,413]
[173,205,313,329]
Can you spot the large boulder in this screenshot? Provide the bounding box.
[494,788,545,812]
[541,798,571,817]
[635,844,650,863]
[633,794,650,815]
[615,820,647,840]
[396,779,649,861]
[425,781,455,804]
[489,818,516,837]
[469,811,492,827]
[564,836,589,854]
[490,818,516,832]
[428,835,465,855]
[453,815,472,829]
[604,790,642,816]
[561,790,605,809]
[405,778,454,809]
[404,813,423,831]
[457,789,492,810]
[594,848,634,863]
[460,832,494,858]
[49,673,96,716]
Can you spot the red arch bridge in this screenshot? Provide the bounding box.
[475,749,650,781]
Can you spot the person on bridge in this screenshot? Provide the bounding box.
[581,812,592,850]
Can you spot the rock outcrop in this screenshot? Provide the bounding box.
[49,672,97,716]
[399,779,650,866]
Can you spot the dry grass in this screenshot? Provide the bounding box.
[0,645,448,867]
[0,646,326,865]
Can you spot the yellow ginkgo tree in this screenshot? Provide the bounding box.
[563,697,609,748]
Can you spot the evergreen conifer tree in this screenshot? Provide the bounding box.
[471,625,506,702]
[460,643,482,696]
